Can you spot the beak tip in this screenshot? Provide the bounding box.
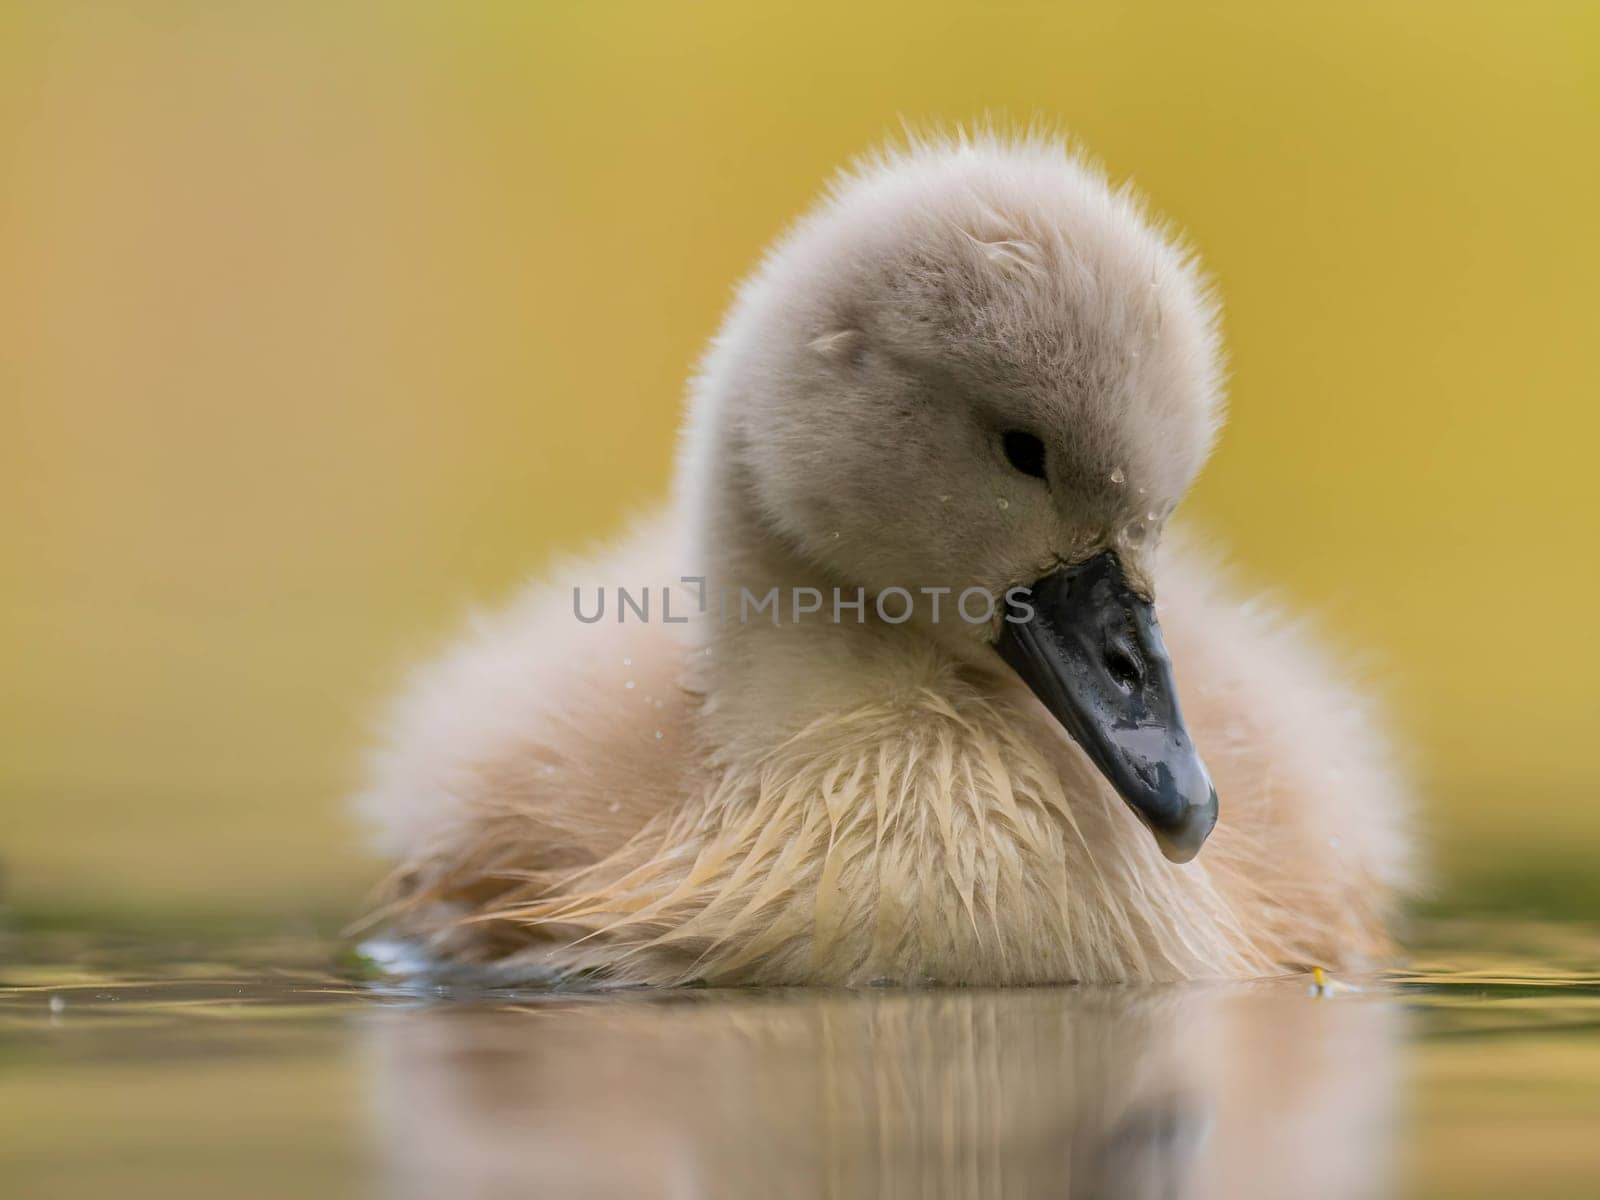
[1151,784,1218,865]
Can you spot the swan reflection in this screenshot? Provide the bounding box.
[363,980,1398,1199]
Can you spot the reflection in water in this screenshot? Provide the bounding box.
[8,926,1597,1197]
[363,980,1400,1199]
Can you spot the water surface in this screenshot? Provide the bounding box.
[2,922,1597,1199]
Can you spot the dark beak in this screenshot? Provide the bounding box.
[995,550,1218,863]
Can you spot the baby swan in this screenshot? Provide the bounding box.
[359,134,1411,986]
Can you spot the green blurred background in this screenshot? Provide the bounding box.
[2,1,1596,928]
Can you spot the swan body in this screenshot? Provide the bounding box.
[359,134,1410,985]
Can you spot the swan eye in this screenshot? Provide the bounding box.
[1001,430,1048,480]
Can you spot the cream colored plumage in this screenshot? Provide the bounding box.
[358,132,1411,986]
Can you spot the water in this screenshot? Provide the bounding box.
[3,922,1597,1199]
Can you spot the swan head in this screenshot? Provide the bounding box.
[693,134,1225,862]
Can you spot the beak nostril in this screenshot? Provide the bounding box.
[1104,644,1144,690]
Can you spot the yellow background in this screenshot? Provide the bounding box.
[3,2,1596,923]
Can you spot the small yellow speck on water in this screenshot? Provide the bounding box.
[1313,967,1327,987]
